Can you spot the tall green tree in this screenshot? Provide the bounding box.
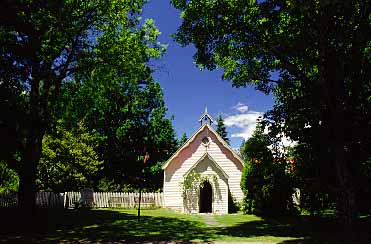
[215,115,230,144]
[171,0,371,224]
[59,77,177,190]
[0,0,163,211]
[55,18,176,190]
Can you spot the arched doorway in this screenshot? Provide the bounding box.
[199,181,212,213]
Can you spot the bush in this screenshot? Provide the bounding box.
[228,190,240,213]
[240,127,297,217]
[0,161,19,194]
[241,159,296,216]
[36,122,103,192]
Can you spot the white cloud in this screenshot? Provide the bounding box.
[224,111,263,140]
[225,102,297,150]
[232,102,249,114]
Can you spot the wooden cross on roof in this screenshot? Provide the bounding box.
[198,107,214,126]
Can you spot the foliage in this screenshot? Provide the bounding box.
[0,0,145,208]
[57,66,177,191]
[228,190,240,213]
[171,0,371,223]
[52,12,176,191]
[289,143,335,216]
[240,127,295,216]
[36,122,103,192]
[0,161,19,194]
[215,115,230,144]
[181,170,218,198]
[96,178,122,192]
[177,132,188,149]
[96,178,140,193]
[181,170,218,212]
[0,0,175,209]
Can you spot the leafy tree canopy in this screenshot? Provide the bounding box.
[53,13,176,191]
[171,0,371,223]
[0,0,171,210]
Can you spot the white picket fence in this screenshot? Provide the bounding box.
[64,192,164,209]
[0,192,164,209]
[37,192,65,208]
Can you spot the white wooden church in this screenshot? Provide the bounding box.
[162,109,244,214]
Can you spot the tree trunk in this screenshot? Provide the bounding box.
[334,146,357,225]
[318,0,357,225]
[336,183,356,224]
[18,156,38,211]
[328,108,357,226]
[17,129,43,228]
[17,72,45,227]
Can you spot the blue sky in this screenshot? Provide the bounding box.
[142,1,274,149]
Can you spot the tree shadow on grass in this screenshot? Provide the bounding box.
[213,215,371,244]
[1,209,371,244]
[0,208,214,243]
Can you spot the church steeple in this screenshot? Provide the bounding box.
[198,106,214,126]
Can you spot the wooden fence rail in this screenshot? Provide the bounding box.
[0,192,164,209]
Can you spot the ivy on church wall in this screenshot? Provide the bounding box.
[181,171,218,196]
[180,170,219,212]
[180,170,220,212]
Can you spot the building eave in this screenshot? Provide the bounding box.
[162,124,208,170]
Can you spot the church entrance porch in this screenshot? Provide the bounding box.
[199,181,212,213]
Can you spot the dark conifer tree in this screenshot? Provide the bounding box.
[178,132,188,149]
[216,115,230,144]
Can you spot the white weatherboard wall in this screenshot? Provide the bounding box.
[163,124,244,214]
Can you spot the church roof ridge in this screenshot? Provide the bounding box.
[162,123,244,170]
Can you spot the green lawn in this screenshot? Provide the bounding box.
[0,208,370,243]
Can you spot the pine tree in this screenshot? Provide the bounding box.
[216,115,230,144]
[177,132,188,149]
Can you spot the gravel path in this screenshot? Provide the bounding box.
[202,214,225,227]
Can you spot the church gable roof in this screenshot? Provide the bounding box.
[162,123,244,170]
[183,152,229,179]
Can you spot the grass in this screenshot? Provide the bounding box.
[0,208,370,243]
[212,213,296,243]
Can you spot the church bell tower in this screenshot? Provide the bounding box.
[198,107,214,126]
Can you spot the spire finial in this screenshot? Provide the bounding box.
[198,106,214,126]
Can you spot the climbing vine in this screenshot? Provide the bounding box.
[180,170,218,198]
